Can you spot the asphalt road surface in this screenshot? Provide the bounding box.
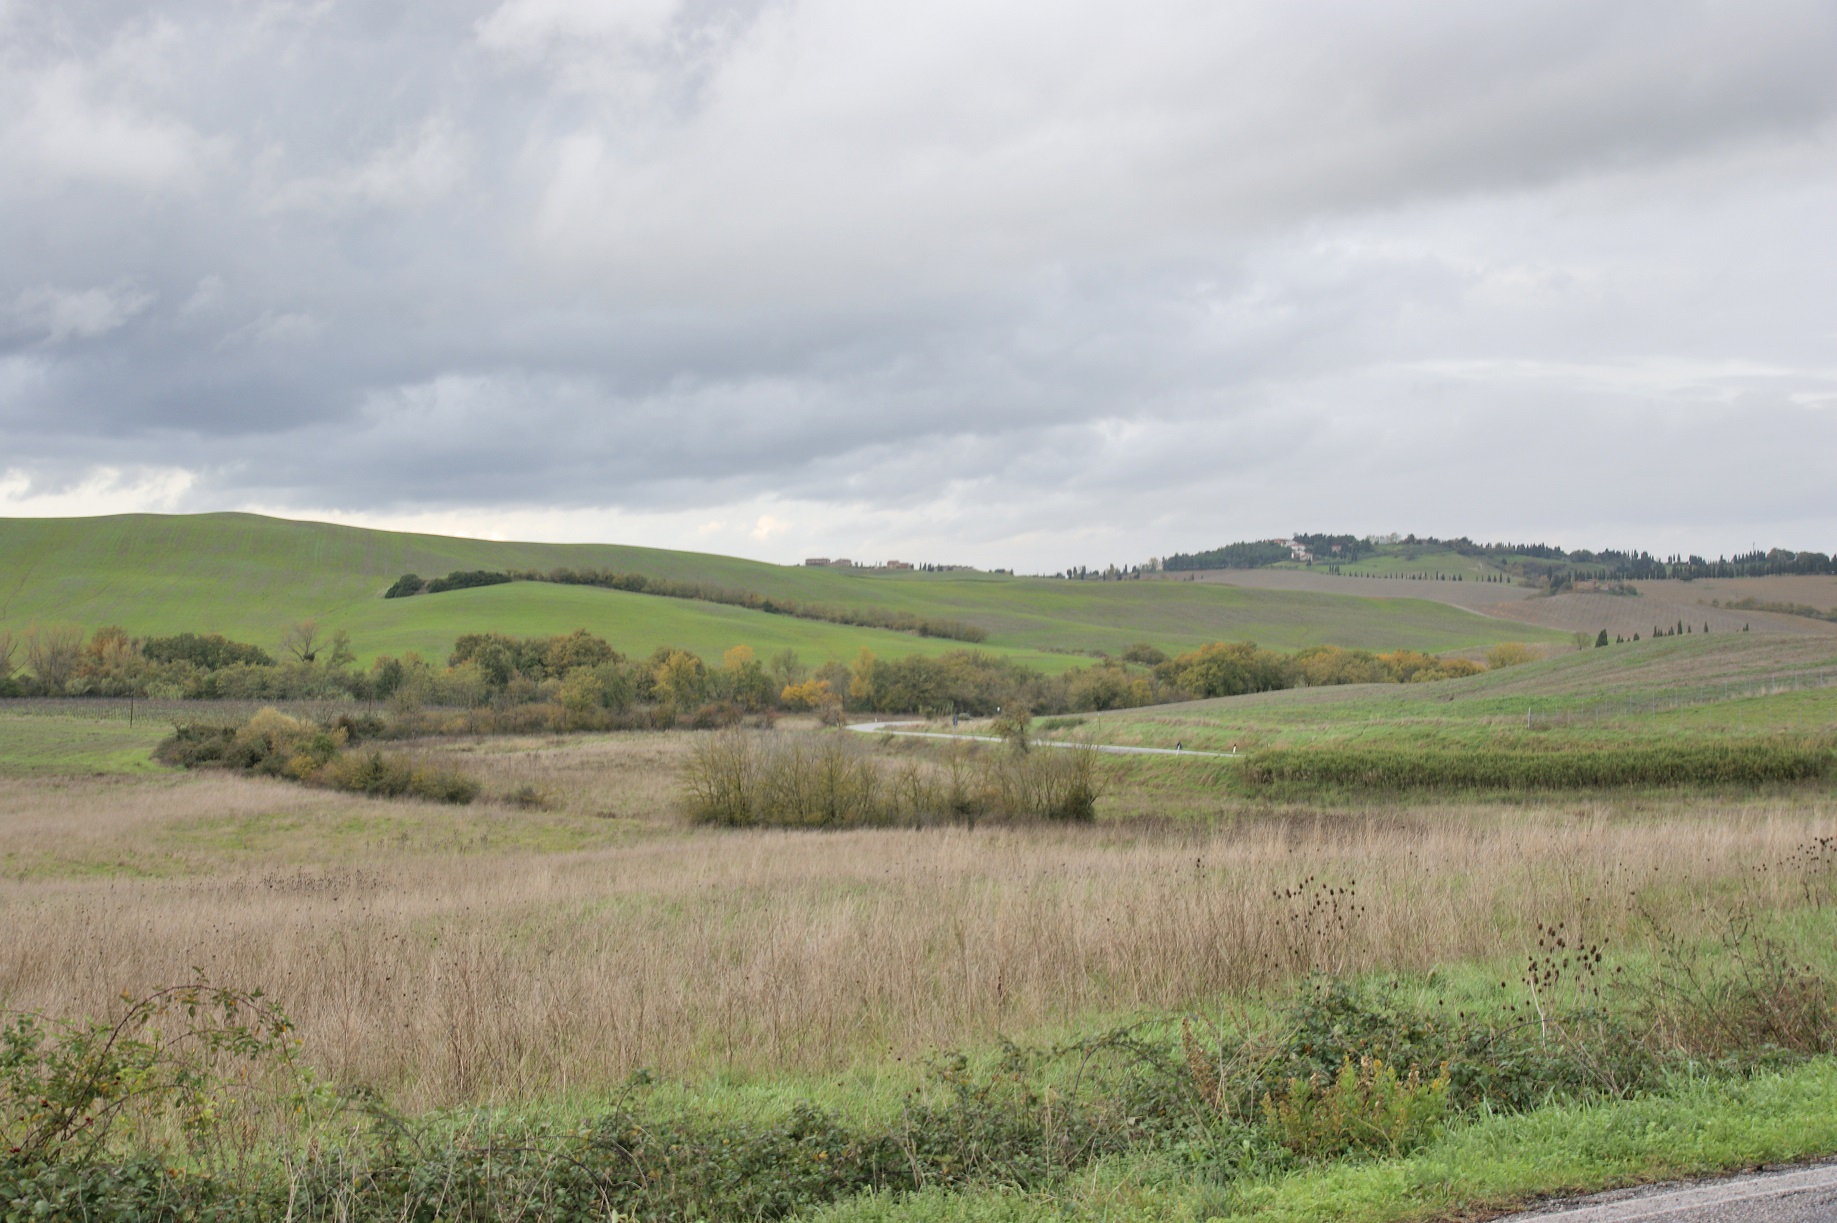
[1500,1163,1837,1221]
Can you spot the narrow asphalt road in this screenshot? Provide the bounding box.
[846,720,1240,759]
[1498,1162,1837,1221]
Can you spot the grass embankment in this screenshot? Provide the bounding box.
[809,1061,1837,1221]
[0,512,1567,666]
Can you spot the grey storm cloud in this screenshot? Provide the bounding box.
[1,0,1835,566]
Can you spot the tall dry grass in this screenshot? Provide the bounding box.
[3,749,1833,1111]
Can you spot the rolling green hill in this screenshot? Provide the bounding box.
[1049,632,1837,753]
[0,513,1568,667]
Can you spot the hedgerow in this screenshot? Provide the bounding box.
[1243,740,1835,790]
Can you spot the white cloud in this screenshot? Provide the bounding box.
[2,0,1836,569]
[218,310,323,348]
[0,466,196,517]
[3,61,216,192]
[8,283,155,343]
[264,119,471,214]
[475,0,682,55]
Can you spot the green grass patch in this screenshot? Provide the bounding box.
[1206,1059,1837,1222]
[1059,634,1837,758]
[802,1060,1837,1222]
[0,711,171,776]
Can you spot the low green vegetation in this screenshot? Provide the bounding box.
[0,707,170,776]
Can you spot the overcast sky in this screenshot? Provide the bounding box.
[2,0,1834,570]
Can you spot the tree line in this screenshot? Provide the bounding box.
[1158,530,1836,582]
[0,622,1515,720]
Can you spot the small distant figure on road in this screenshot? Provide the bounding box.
[951,711,959,727]
[1175,740,1183,752]
[1230,743,1238,755]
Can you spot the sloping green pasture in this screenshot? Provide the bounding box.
[0,513,1566,665]
[1054,633,1837,755]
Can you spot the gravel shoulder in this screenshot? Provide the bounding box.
[1498,1160,1837,1222]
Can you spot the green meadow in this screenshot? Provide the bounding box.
[0,513,1566,666]
[1048,631,1837,756]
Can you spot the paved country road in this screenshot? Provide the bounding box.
[847,720,1240,758]
[1498,1162,1837,1221]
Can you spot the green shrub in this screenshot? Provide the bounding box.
[422,570,514,595]
[152,722,237,768]
[1261,1055,1449,1158]
[313,751,479,804]
[140,632,273,669]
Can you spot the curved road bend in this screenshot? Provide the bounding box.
[1498,1161,1837,1222]
[847,720,1238,759]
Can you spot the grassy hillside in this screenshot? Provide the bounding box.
[0,513,1567,666]
[1275,547,1501,578]
[1046,632,1837,754]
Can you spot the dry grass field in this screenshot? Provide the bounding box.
[1486,589,1837,638]
[4,717,1834,1118]
[1639,575,1837,607]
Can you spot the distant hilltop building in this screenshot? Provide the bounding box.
[804,557,943,572]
